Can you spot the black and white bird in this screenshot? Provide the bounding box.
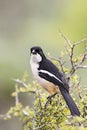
[30,46,80,116]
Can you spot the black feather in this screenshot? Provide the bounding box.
[59,87,80,116]
[39,58,69,92]
[30,46,80,116]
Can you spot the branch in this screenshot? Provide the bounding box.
[59,29,72,46]
[15,84,19,106]
[12,79,28,88]
[76,65,87,69]
[59,31,87,79]
[74,38,87,46]
[12,78,36,94]
[75,41,87,70]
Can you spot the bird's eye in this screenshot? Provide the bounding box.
[31,47,42,54]
[35,49,40,53]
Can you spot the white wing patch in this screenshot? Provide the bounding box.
[38,69,63,84]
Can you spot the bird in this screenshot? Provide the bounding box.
[30,46,80,116]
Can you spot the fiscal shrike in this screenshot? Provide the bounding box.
[30,46,80,116]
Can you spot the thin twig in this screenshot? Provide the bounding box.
[59,30,72,46]
[15,84,19,106]
[59,31,87,84]
[73,38,87,46]
[76,65,87,69]
[12,78,28,88]
[13,78,36,94]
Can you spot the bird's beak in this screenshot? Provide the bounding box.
[32,50,36,54]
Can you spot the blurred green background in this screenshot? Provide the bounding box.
[0,0,87,129]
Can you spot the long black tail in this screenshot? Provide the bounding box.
[59,87,80,116]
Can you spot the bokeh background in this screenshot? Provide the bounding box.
[0,0,87,129]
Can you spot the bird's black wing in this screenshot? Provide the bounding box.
[38,58,69,92]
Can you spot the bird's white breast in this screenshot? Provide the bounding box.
[30,55,49,86]
[30,56,39,77]
[30,55,59,94]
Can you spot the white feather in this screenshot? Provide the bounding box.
[30,53,60,94]
[38,69,63,84]
[30,54,51,87]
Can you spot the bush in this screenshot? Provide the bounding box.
[0,32,87,130]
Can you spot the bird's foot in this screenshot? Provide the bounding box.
[44,92,57,109]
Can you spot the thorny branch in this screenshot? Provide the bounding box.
[13,78,36,94]
[15,84,19,106]
[13,79,28,88]
[59,31,87,81]
[0,32,87,129]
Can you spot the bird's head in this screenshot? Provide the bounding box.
[30,46,46,63]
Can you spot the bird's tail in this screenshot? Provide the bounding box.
[59,87,80,116]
